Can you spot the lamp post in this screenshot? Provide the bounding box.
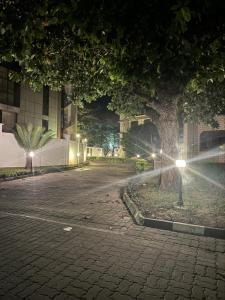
[158,149,163,185]
[76,133,81,165]
[82,138,88,162]
[151,152,156,169]
[175,159,186,206]
[29,151,34,172]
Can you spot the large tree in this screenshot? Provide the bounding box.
[1,0,225,189]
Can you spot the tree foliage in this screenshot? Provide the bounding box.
[121,122,159,158]
[0,0,224,122]
[79,100,119,156]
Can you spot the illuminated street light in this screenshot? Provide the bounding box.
[136,154,140,158]
[176,160,186,168]
[76,134,81,164]
[160,149,163,154]
[29,151,34,157]
[151,153,156,159]
[176,159,186,206]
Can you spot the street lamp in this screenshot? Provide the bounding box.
[82,138,88,162]
[176,159,186,206]
[29,151,34,157]
[159,149,163,185]
[151,152,156,169]
[76,133,81,165]
[136,154,140,158]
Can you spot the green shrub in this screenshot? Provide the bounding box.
[135,159,153,172]
[87,156,131,164]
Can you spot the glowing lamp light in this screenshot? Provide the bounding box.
[83,138,87,143]
[160,149,163,154]
[136,154,140,158]
[29,151,34,157]
[76,133,81,138]
[176,160,186,168]
[114,154,118,157]
[77,152,80,157]
[151,153,156,159]
[87,153,91,157]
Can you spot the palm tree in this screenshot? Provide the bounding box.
[14,123,55,170]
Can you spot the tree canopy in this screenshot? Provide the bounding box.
[121,121,159,158]
[1,1,224,122]
[1,0,225,188]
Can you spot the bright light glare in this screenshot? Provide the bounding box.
[176,160,186,168]
[114,154,118,157]
[76,133,81,138]
[83,138,87,143]
[136,154,140,158]
[87,153,91,157]
[77,152,80,157]
[160,149,163,154]
[151,153,156,158]
[29,151,34,157]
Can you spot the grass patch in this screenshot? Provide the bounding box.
[88,156,153,171]
[131,163,225,228]
[0,164,83,179]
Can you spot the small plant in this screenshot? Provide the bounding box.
[135,159,153,172]
[14,123,55,171]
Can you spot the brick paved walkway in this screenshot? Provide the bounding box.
[0,163,225,299]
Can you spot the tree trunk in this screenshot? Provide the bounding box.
[158,102,179,191]
[25,153,32,171]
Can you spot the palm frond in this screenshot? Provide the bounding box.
[14,123,54,152]
[38,130,55,148]
[31,126,45,149]
[14,124,31,151]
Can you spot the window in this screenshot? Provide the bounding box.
[0,67,20,107]
[43,86,49,116]
[1,111,17,132]
[200,130,225,151]
[13,83,21,107]
[42,119,48,131]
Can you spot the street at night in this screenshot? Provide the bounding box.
[0,163,224,299]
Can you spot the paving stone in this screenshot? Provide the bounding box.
[0,165,224,300]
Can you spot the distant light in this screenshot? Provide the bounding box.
[87,153,91,157]
[76,133,81,138]
[29,151,34,157]
[83,138,87,143]
[176,160,186,168]
[136,154,140,158]
[160,149,163,154]
[77,152,80,157]
[151,153,156,158]
[108,153,112,157]
[114,154,118,157]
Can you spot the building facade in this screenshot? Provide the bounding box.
[0,66,86,167]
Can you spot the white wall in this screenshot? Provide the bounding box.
[0,131,86,168]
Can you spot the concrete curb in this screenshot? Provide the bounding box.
[122,190,225,240]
